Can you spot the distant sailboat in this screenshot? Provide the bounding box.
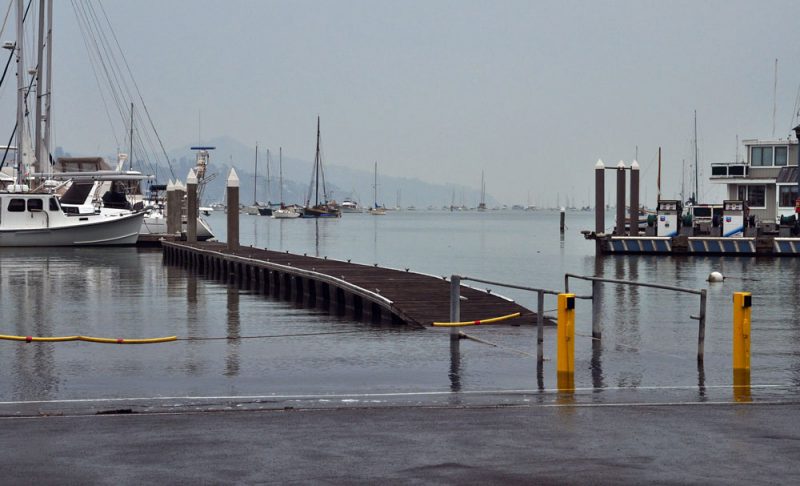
[302,117,341,218]
[273,147,300,219]
[477,170,487,211]
[369,161,386,215]
[257,149,273,216]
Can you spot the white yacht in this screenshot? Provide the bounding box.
[0,191,144,246]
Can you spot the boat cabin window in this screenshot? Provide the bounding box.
[49,197,60,211]
[27,199,43,211]
[7,198,25,212]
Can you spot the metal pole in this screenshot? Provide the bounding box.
[698,289,707,363]
[591,279,601,339]
[537,291,544,363]
[15,0,24,185]
[564,274,569,293]
[595,159,605,234]
[615,161,626,236]
[34,0,44,173]
[449,275,460,342]
[227,168,240,250]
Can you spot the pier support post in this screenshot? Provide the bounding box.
[536,291,544,363]
[629,160,639,236]
[698,289,707,363]
[733,291,752,402]
[166,180,181,235]
[559,208,565,233]
[186,169,198,243]
[591,279,601,339]
[595,160,605,234]
[227,168,240,251]
[449,275,461,342]
[557,293,575,391]
[615,160,626,236]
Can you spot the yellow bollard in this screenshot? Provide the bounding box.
[732,292,752,402]
[557,293,576,391]
[732,292,751,371]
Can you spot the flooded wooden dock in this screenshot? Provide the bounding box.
[162,241,536,328]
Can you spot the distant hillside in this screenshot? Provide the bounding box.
[162,136,498,208]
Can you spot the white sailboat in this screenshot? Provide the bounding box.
[477,170,487,211]
[368,161,386,215]
[272,147,300,219]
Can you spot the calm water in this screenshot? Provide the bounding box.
[1,210,799,405]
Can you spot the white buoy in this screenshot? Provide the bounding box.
[708,271,724,282]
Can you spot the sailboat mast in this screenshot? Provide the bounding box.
[694,110,699,203]
[42,0,52,173]
[279,147,283,204]
[373,161,378,208]
[34,0,44,174]
[129,102,134,171]
[657,147,661,202]
[253,143,258,205]
[266,148,270,204]
[15,0,24,184]
[315,116,321,206]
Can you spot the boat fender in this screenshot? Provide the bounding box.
[707,271,724,283]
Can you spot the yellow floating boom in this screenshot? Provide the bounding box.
[432,312,520,327]
[0,334,177,344]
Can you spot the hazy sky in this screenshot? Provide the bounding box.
[2,0,799,205]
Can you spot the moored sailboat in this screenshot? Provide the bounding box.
[301,117,340,218]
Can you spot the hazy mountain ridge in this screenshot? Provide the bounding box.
[164,136,499,208]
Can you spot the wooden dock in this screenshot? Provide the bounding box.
[162,241,537,328]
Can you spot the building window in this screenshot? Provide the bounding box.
[737,186,747,201]
[751,147,772,166]
[779,185,799,207]
[746,185,766,207]
[7,199,25,212]
[775,146,788,166]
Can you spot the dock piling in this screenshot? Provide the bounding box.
[186,169,198,243]
[630,160,639,236]
[595,159,604,235]
[227,168,240,250]
[615,160,626,236]
[450,275,461,342]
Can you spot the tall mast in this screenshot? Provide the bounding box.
[15,0,24,184]
[657,147,661,202]
[129,102,134,171]
[681,159,685,204]
[314,116,321,206]
[373,161,378,208]
[253,143,258,204]
[694,110,699,203]
[34,0,45,174]
[279,147,283,204]
[480,170,485,206]
[42,0,52,172]
[266,148,271,204]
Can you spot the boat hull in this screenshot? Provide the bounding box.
[0,211,145,246]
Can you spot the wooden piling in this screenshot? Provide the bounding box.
[227,168,240,251]
[186,169,198,243]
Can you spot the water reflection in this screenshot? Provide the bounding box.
[225,284,240,377]
[448,338,461,392]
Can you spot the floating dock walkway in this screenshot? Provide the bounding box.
[163,241,536,328]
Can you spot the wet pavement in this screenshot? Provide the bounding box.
[2,394,799,484]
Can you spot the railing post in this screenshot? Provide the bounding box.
[733,291,752,402]
[591,279,601,339]
[557,293,575,391]
[697,289,707,363]
[536,291,544,363]
[449,275,460,342]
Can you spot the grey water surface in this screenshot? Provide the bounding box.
[1,210,799,405]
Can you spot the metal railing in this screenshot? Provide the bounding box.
[565,273,707,362]
[447,273,708,363]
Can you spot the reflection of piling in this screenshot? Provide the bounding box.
[595,160,604,233]
[615,161,626,236]
[629,160,639,236]
[227,169,240,250]
[186,169,198,243]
